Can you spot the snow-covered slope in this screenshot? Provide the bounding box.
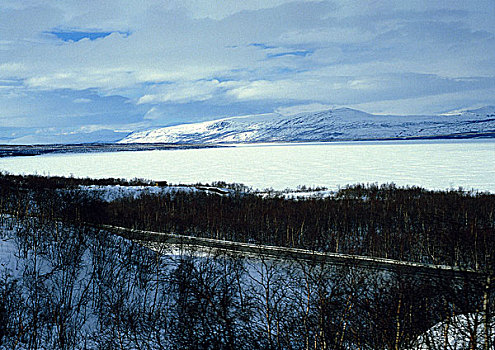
[120,107,495,144]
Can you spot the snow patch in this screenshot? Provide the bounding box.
[410,313,493,350]
[78,185,197,202]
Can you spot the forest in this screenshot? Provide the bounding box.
[0,172,493,349]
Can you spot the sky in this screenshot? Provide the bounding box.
[0,0,494,143]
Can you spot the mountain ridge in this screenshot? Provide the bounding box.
[119,107,495,144]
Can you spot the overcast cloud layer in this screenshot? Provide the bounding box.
[0,0,494,143]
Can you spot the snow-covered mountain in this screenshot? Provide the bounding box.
[119,107,495,144]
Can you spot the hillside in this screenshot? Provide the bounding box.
[119,107,495,144]
[1,174,493,349]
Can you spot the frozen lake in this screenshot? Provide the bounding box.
[0,139,494,192]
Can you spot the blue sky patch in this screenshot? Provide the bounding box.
[48,30,129,42]
[249,43,276,50]
[267,50,313,59]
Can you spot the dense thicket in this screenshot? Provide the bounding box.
[1,173,494,271]
[0,172,152,189]
[101,184,495,271]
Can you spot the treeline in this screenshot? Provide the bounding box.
[0,215,491,349]
[105,185,494,271]
[1,173,494,271]
[0,172,153,189]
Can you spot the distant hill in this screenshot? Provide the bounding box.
[6,130,129,145]
[119,107,495,144]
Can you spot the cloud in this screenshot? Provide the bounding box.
[226,80,302,100]
[224,74,495,106]
[0,63,26,74]
[0,5,63,41]
[0,88,147,127]
[351,87,495,115]
[275,103,338,116]
[0,0,493,142]
[73,97,92,103]
[138,79,234,104]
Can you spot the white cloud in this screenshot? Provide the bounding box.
[0,0,493,141]
[25,68,138,91]
[138,79,231,104]
[279,27,375,44]
[172,0,302,20]
[73,98,91,103]
[275,103,339,116]
[0,63,26,73]
[226,80,303,100]
[350,87,495,115]
[143,107,161,120]
[348,79,379,90]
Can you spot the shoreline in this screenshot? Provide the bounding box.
[1,132,494,158]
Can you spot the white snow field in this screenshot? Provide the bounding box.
[1,139,494,192]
